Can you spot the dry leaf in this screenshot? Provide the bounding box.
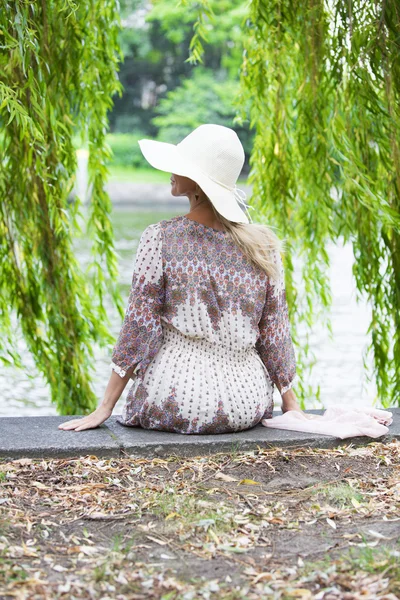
[146,535,168,546]
[326,518,336,529]
[31,481,47,490]
[52,564,68,572]
[79,545,101,556]
[367,529,392,540]
[269,518,284,525]
[238,479,260,486]
[349,540,380,547]
[214,472,238,482]
[286,590,312,598]
[208,529,220,544]
[251,572,273,584]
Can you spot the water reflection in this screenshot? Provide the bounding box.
[0,208,378,417]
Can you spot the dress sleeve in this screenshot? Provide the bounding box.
[110,223,165,379]
[255,249,297,395]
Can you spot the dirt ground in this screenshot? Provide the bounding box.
[0,441,399,599]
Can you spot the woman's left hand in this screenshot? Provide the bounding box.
[58,405,112,431]
[281,388,304,414]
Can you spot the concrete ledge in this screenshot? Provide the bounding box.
[0,416,121,459]
[0,409,399,460]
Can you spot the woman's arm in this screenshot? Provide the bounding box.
[255,249,297,394]
[255,249,304,414]
[59,223,165,432]
[58,366,135,431]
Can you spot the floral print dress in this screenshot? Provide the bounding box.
[110,214,297,434]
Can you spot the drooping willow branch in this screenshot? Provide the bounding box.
[0,1,123,414]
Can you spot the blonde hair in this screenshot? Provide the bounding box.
[208,199,286,282]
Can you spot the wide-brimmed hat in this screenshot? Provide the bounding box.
[138,124,253,224]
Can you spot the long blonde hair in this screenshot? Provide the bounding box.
[208,199,286,282]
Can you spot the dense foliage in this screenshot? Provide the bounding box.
[235,0,399,407]
[0,1,123,414]
[109,0,253,165]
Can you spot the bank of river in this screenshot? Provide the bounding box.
[0,206,379,417]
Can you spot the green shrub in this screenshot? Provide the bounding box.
[105,133,149,169]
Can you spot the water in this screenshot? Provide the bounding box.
[0,208,379,417]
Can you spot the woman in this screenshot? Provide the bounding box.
[59,124,302,433]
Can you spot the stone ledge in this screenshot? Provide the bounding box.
[0,408,399,460]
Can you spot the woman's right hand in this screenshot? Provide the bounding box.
[58,405,112,431]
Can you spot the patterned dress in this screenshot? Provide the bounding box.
[110,214,297,434]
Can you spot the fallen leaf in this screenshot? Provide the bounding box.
[349,540,379,547]
[85,512,126,520]
[215,472,238,482]
[32,482,48,490]
[326,518,336,529]
[57,582,71,594]
[251,572,273,584]
[286,590,312,598]
[146,535,168,546]
[79,545,101,556]
[52,564,68,572]
[367,529,392,540]
[208,529,220,544]
[66,545,100,556]
[268,518,284,525]
[235,535,251,546]
[64,545,79,555]
[238,479,260,486]
[115,572,128,585]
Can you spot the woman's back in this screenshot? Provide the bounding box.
[162,215,267,348]
[110,214,296,434]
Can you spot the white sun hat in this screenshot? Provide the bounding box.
[137,124,254,224]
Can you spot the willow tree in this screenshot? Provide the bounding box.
[0,1,123,414]
[183,0,400,407]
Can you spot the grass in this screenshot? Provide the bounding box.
[311,481,365,506]
[147,488,237,537]
[0,560,29,585]
[298,543,400,597]
[349,542,400,580]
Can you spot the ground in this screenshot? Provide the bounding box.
[0,441,399,599]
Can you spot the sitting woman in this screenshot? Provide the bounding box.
[59,124,302,434]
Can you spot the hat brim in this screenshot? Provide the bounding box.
[138,139,249,224]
